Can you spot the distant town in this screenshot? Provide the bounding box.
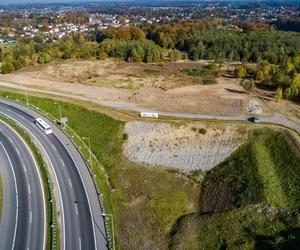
[0,1,300,44]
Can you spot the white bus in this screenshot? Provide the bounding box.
[140,112,159,118]
[34,118,53,135]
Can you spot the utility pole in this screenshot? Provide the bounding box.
[54,102,62,121]
[82,137,92,169]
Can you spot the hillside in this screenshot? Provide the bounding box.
[170,129,300,249]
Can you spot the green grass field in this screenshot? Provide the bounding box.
[171,129,300,249]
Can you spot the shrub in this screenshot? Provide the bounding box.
[201,78,217,85]
[235,65,247,78]
[199,128,207,134]
[98,51,108,60]
[12,60,22,70]
[122,133,128,140]
[1,62,15,74]
[191,127,197,132]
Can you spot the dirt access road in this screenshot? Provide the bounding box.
[0,80,299,133]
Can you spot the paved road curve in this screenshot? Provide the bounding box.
[0,81,299,133]
[0,99,108,250]
[0,119,46,250]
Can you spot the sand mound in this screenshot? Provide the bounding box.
[124,121,247,173]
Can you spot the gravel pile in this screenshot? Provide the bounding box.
[124,121,246,173]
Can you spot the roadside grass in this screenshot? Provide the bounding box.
[171,128,300,249]
[0,91,199,249]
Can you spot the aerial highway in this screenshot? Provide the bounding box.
[0,119,46,250]
[0,99,108,250]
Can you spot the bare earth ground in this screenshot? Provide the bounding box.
[124,121,248,173]
[0,59,249,116]
[1,59,300,120]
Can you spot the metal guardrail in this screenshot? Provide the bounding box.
[0,113,57,250]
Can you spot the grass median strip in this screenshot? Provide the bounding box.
[0,114,56,250]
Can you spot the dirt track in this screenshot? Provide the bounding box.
[0,73,245,115]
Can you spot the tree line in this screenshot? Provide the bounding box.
[2,19,300,75]
[234,54,300,99]
[0,30,164,73]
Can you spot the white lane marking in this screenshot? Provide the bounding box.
[0,142,19,250]
[79,236,82,250]
[8,137,13,144]
[22,163,27,173]
[16,148,20,156]
[55,135,98,250]
[52,144,57,151]
[28,185,31,195]
[75,203,78,215]
[68,178,72,188]
[30,211,32,224]
[60,159,65,167]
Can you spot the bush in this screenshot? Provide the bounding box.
[122,133,128,140]
[235,65,247,78]
[191,127,197,132]
[1,62,15,74]
[199,128,207,134]
[12,60,22,70]
[98,51,108,60]
[201,78,217,85]
[38,55,45,64]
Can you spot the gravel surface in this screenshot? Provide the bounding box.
[124,121,246,173]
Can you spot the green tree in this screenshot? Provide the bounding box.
[256,70,264,81]
[235,65,247,78]
[1,62,15,74]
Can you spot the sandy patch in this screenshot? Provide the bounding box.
[124,121,247,173]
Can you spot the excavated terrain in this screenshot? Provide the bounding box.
[124,121,248,173]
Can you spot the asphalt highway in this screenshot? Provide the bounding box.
[0,119,46,250]
[0,99,108,250]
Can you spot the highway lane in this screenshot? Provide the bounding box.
[0,119,46,250]
[0,99,108,250]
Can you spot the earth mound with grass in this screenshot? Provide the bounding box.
[170,129,300,250]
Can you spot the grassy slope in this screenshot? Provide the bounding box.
[171,129,300,249]
[0,92,199,249]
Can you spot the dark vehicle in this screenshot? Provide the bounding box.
[249,116,260,123]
